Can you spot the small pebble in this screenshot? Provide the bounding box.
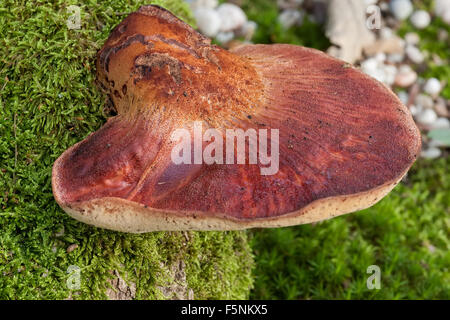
[66,244,79,253]
[217,3,247,32]
[194,8,221,37]
[42,269,49,278]
[310,0,327,24]
[394,65,417,87]
[435,0,450,24]
[404,32,420,45]
[380,27,394,39]
[438,29,448,42]
[442,9,450,25]
[410,10,431,29]
[415,93,434,109]
[278,9,303,29]
[215,31,234,44]
[364,36,405,56]
[364,0,378,5]
[421,147,442,159]
[383,65,397,86]
[367,70,386,84]
[189,0,218,10]
[277,0,305,10]
[435,0,450,14]
[387,53,405,64]
[389,0,413,20]
[326,46,340,59]
[405,45,424,64]
[361,58,378,72]
[55,226,65,237]
[361,59,397,86]
[431,53,445,66]
[397,91,409,104]
[375,52,386,62]
[361,58,385,83]
[423,78,442,96]
[429,139,447,148]
[380,2,389,11]
[237,20,257,40]
[409,104,421,116]
[416,108,437,125]
[434,98,449,117]
[430,117,450,129]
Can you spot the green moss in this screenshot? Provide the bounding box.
[250,157,450,299]
[0,0,253,299]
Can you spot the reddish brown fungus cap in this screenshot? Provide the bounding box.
[52,5,421,232]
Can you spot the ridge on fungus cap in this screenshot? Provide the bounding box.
[52,5,421,233]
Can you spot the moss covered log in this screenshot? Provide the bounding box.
[0,0,253,299]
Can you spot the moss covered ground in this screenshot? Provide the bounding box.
[250,158,449,299]
[0,0,253,299]
[1,0,448,300]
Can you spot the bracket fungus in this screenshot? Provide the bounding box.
[52,5,421,233]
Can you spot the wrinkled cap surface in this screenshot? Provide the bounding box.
[52,5,421,232]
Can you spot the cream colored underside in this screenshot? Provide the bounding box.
[61,173,404,233]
